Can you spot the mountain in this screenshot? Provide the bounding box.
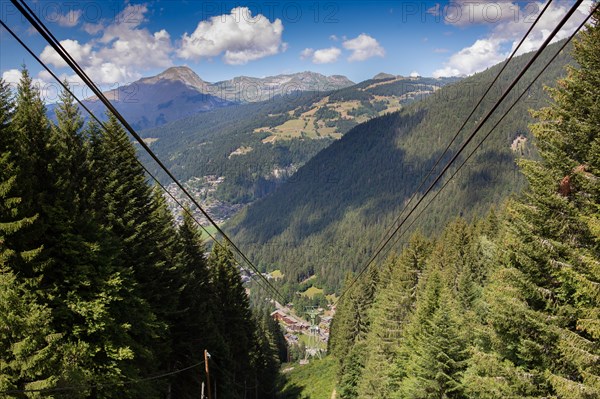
[48,67,355,131]
[47,66,234,130]
[139,75,457,223]
[372,72,396,80]
[137,65,207,89]
[227,39,574,297]
[211,71,355,103]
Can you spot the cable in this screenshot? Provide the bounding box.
[336,0,585,304]
[0,361,204,395]
[365,0,555,267]
[381,3,599,260]
[12,0,283,301]
[0,18,275,297]
[10,0,284,302]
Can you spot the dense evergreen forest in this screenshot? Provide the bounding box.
[0,70,285,398]
[328,10,600,398]
[229,36,577,303]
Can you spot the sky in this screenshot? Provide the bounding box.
[0,0,594,102]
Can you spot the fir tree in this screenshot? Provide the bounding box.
[357,233,431,398]
[465,8,600,398]
[208,242,258,398]
[393,271,468,399]
[0,77,58,395]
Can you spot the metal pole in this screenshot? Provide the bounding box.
[204,350,213,399]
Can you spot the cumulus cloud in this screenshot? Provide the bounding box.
[300,48,315,60]
[433,38,505,77]
[343,33,385,62]
[1,69,62,101]
[49,9,83,27]
[410,71,421,77]
[178,7,285,65]
[39,4,173,85]
[2,69,22,85]
[83,22,104,35]
[433,1,593,77]
[313,47,342,64]
[300,46,341,64]
[40,39,93,69]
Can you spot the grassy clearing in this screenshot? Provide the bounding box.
[301,286,324,298]
[199,224,218,238]
[270,269,284,279]
[297,333,327,350]
[279,357,337,399]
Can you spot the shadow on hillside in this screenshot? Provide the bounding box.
[277,383,306,399]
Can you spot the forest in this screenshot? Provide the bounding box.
[0,70,285,398]
[0,4,598,399]
[229,36,576,303]
[327,10,600,398]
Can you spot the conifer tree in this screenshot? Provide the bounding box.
[465,8,600,398]
[393,271,468,399]
[0,77,59,395]
[332,265,379,398]
[357,233,431,398]
[168,210,220,398]
[208,242,258,398]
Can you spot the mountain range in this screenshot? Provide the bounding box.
[49,67,355,130]
[137,72,457,223]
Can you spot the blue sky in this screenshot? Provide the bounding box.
[0,0,593,100]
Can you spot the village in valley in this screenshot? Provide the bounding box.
[241,268,335,362]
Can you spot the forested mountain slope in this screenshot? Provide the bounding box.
[139,75,456,222]
[329,15,600,397]
[229,39,574,297]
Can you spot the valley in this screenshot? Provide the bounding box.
[140,72,457,224]
[1,1,598,397]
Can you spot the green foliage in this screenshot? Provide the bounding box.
[0,70,280,398]
[230,39,573,300]
[279,357,338,399]
[326,16,600,399]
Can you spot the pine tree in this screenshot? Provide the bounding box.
[332,265,379,398]
[465,8,600,398]
[208,242,258,398]
[91,113,168,396]
[357,233,431,398]
[168,210,221,399]
[393,271,468,399]
[0,77,61,395]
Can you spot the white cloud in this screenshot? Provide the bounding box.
[2,69,22,85]
[178,7,285,65]
[343,33,385,62]
[312,47,341,64]
[83,22,104,35]
[40,39,93,69]
[49,9,83,28]
[433,38,505,77]
[1,69,58,100]
[433,1,593,77]
[410,71,421,77]
[300,48,314,60]
[329,34,339,41]
[39,4,174,85]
